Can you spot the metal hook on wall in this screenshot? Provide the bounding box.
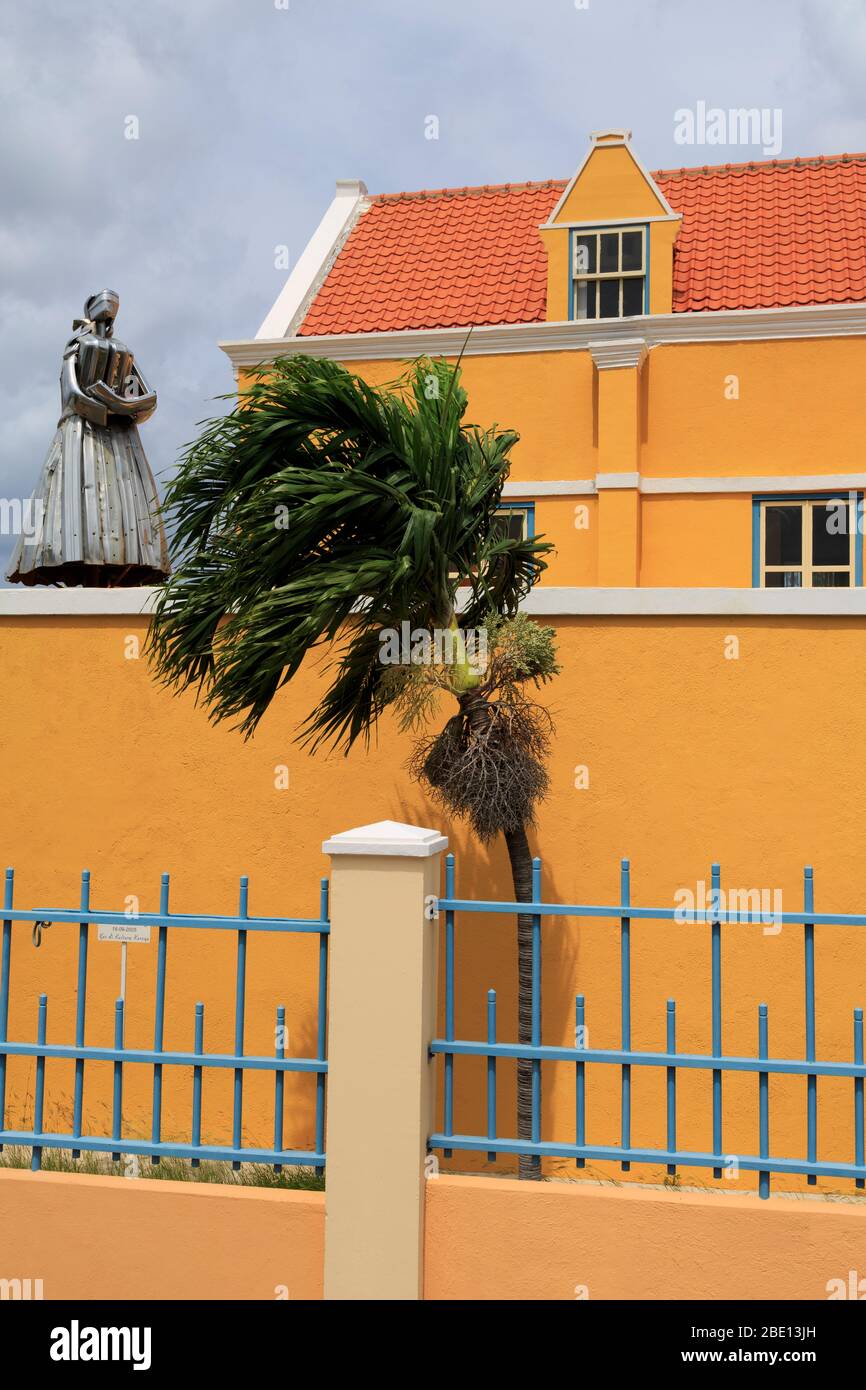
[32,920,52,948]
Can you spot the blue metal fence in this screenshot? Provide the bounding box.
[0,868,329,1171]
[430,854,866,1198]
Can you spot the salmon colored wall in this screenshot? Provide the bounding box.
[425,1175,866,1301]
[0,1170,324,1300]
[3,613,866,1197]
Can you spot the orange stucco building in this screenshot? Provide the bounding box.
[3,131,866,1194]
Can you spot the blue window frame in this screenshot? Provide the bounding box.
[751,492,864,588]
[494,501,535,540]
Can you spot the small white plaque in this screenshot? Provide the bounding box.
[97,922,152,945]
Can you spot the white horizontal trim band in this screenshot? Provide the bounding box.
[520,587,866,616]
[502,473,866,498]
[0,589,158,615]
[595,472,641,489]
[3,585,866,618]
[502,480,595,497]
[641,473,866,496]
[221,302,866,368]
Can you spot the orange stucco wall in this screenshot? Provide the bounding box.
[0,1169,324,1299]
[640,337,866,478]
[424,1175,866,1300]
[2,612,866,1196]
[5,1166,862,1302]
[245,324,866,590]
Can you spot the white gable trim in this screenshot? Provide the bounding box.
[255,180,368,341]
[540,131,676,228]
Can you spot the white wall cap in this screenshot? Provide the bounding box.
[254,179,368,340]
[323,819,448,858]
[591,128,632,144]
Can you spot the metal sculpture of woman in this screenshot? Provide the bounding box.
[7,289,170,585]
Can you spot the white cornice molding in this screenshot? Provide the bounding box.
[255,180,368,341]
[221,301,866,369]
[589,338,648,370]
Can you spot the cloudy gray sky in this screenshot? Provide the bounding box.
[1,0,864,578]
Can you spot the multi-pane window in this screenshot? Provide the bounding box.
[758,497,857,588]
[572,227,646,320]
[491,503,533,543]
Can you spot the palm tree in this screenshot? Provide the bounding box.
[147,354,559,1178]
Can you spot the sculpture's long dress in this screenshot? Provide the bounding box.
[6,330,170,586]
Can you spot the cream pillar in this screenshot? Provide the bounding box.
[322,819,446,1301]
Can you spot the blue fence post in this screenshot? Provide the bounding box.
[72,870,90,1160]
[314,877,329,1178]
[232,875,249,1170]
[758,1003,770,1199]
[575,994,586,1169]
[486,989,497,1162]
[666,999,677,1177]
[531,856,542,1172]
[192,1002,204,1169]
[620,857,631,1171]
[855,1008,864,1191]
[31,994,47,1172]
[444,852,455,1160]
[273,1003,285,1173]
[112,997,124,1163]
[711,862,723,1179]
[804,866,817,1184]
[151,872,169,1165]
[0,867,13,1151]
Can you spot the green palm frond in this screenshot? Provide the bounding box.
[147,354,552,749]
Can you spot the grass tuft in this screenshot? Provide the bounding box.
[0,1146,324,1190]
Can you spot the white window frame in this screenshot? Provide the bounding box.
[759,497,856,588]
[572,227,646,321]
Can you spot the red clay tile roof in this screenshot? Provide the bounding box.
[297,154,866,335]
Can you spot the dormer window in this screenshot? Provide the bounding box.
[572,227,646,319]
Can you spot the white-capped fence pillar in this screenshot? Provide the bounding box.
[322,819,446,1301]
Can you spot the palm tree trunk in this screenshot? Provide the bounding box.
[458,687,541,1180]
[504,824,541,1180]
